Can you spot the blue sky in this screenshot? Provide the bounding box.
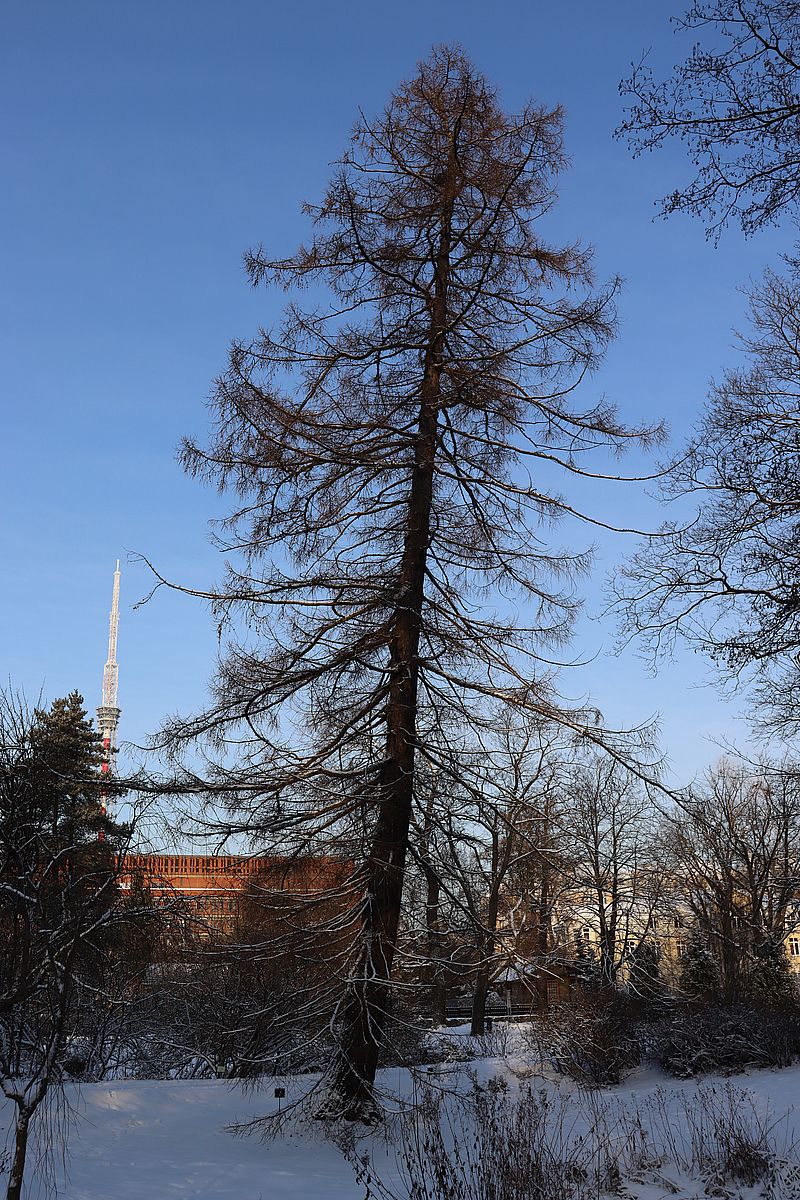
[1,1,791,786]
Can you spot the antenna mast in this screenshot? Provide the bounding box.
[97,562,122,832]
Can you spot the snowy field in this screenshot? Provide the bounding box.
[4,1049,800,1199]
[4,1076,362,1200]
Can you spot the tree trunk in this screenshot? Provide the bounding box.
[328,155,456,1120]
[537,856,551,957]
[423,864,446,1024]
[6,1107,32,1200]
[470,969,490,1037]
[719,913,741,1003]
[471,876,500,1037]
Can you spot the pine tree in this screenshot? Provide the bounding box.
[0,691,128,1200]
[28,691,113,846]
[627,940,664,1010]
[748,937,796,1009]
[679,931,722,1005]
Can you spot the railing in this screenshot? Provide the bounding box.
[445,998,538,1021]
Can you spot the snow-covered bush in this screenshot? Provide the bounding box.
[632,1082,791,1194]
[527,993,640,1086]
[378,1014,478,1069]
[653,1004,800,1077]
[377,1015,443,1068]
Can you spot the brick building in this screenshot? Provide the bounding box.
[119,853,352,937]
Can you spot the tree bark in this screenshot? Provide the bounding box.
[6,1107,31,1200]
[470,969,491,1037]
[471,852,500,1037]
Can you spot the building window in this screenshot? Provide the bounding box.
[574,926,591,956]
[789,936,800,957]
[675,939,687,960]
[546,979,560,1006]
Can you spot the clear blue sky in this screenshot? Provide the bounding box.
[1,1,790,786]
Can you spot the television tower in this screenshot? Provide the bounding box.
[97,561,121,832]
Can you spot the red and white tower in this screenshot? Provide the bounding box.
[97,560,121,835]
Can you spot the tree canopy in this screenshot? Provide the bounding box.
[619,1,800,238]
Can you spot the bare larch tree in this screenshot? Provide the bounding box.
[155,46,661,1119]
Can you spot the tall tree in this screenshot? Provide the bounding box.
[614,260,800,733]
[411,713,570,1036]
[559,755,664,989]
[619,0,800,239]
[0,691,128,1200]
[157,46,660,1118]
[667,758,800,1002]
[28,691,115,846]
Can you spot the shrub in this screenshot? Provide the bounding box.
[378,1014,478,1069]
[653,1004,800,1078]
[340,1076,791,1199]
[345,1077,626,1200]
[636,1082,788,1193]
[530,992,640,1086]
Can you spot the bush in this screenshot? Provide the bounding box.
[345,1077,627,1200]
[653,1004,800,1078]
[378,1014,478,1069]
[528,992,640,1086]
[636,1082,788,1194]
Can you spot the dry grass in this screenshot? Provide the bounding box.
[340,1074,796,1200]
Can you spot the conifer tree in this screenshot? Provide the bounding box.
[0,691,127,1200]
[748,937,796,1009]
[28,691,117,847]
[159,45,661,1119]
[679,931,722,1004]
[627,940,664,1010]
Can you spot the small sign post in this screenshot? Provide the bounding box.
[274,1086,286,1114]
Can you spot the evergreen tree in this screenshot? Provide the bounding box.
[28,691,115,847]
[679,930,722,1004]
[0,690,129,1200]
[748,937,796,1009]
[627,940,665,1009]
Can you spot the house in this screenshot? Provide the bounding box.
[493,962,577,1014]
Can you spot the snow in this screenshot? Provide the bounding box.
[10,1078,365,1200]
[4,1046,800,1199]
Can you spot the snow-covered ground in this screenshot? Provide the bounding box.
[4,1043,800,1199]
[20,1077,363,1200]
